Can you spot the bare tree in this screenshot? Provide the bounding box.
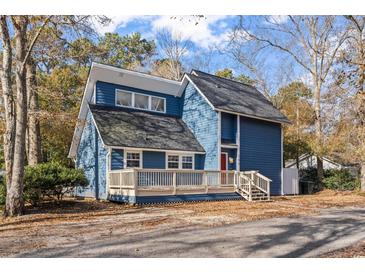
[231,16,348,184]
[154,29,192,80]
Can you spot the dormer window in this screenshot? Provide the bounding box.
[116,90,132,107]
[134,93,149,110]
[116,89,166,113]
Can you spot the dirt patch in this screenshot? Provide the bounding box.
[320,241,365,258]
[0,190,365,257]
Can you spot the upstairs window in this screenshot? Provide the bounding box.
[116,90,132,107]
[116,89,166,113]
[134,93,149,110]
[151,96,165,112]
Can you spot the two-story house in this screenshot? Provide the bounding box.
[68,63,290,203]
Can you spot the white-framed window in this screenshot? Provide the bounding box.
[134,93,149,110]
[151,96,165,112]
[116,90,133,107]
[166,154,194,170]
[116,89,166,113]
[181,156,193,170]
[167,155,179,169]
[125,151,141,168]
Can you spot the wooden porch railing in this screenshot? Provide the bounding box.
[108,169,271,201]
[108,169,236,195]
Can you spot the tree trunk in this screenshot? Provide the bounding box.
[360,162,365,192]
[6,17,28,216]
[314,83,324,184]
[0,16,16,216]
[26,58,42,165]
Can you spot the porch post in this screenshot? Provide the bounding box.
[133,169,138,196]
[203,172,208,193]
[172,172,177,195]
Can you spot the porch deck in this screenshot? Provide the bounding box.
[107,169,271,204]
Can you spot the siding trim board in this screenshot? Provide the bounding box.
[106,146,205,155]
[216,108,290,125]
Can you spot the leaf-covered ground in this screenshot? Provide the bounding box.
[320,241,365,258]
[0,190,365,257]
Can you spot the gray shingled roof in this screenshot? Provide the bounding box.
[89,104,205,152]
[188,70,290,123]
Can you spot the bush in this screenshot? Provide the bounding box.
[299,167,318,183]
[299,167,359,191]
[323,169,359,191]
[24,162,88,205]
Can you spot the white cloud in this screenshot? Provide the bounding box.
[94,15,233,50]
[150,15,232,49]
[266,15,289,25]
[94,15,143,34]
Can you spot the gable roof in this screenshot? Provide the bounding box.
[89,104,205,153]
[186,70,290,124]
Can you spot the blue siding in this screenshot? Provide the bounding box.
[111,149,123,170]
[240,116,282,195]
[221,112,237,143]
[181,83,218,170]
[221,148,237,170]
[76,111,108,199]
[194,154,205,170]
[95,81,182,117]
[143,151,166,169]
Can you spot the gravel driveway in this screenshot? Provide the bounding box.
[11,207,365,258]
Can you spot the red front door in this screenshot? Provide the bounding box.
[221,153,227,171]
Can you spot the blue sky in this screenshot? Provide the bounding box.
[94,15,309,94]
[96,16,242,70]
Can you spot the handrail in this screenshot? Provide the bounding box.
[235,171,271,201]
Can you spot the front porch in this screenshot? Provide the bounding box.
[107,169,271,204]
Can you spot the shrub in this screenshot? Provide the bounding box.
[299,167,318,183]
[323,169,359,191]
[24,162,88,205]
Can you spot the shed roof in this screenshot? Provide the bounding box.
[89,104,205,153]
[187,70,290,124]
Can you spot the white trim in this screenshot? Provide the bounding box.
[184,74,215,110]
[166,152,195,170]
[221,144,238,149]
[281,125,284,196]
[215,108,290,125]
[220,152,228,171]
[105,148,111,196]
[93,83,96,104]
[93,62,180,85]
[236,114,241,172]
[68,73,93,158]
[115,89,167,114]
[124,149,143,169]
[107,145,205,155]
[217,111,222,170]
